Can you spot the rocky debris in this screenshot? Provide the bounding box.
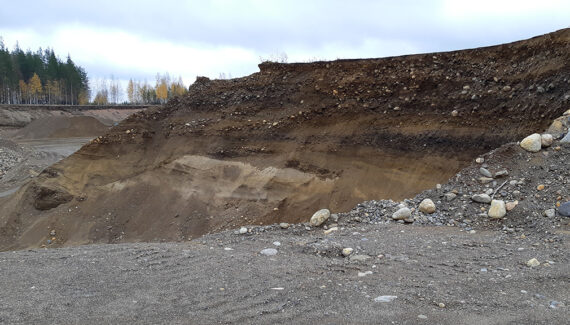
[561,132,570,143]
[543,209,556,218]
[444,192,457,201]
[260,248,278,256]
[559,202,570,217]
[392,207,411,220]
[505,201,518,211]
[341,248,353,256]
[239,227,248,234]
[494,170,509,178]
[520,133,541,152]
[472,194,492,203]
[488,200,506,219]
[526,258,540,267]
[541,134,554,147]
[418,199,436,214]
[479,167,492,178]
[374,295,398,303]
[279,223,290,229]
[31,183,74,211]
[310,209,330,227]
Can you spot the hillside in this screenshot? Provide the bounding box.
[0,29,569,251]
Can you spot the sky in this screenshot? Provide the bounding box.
[0,0,569,95]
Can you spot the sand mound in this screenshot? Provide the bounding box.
[12,116,108,140]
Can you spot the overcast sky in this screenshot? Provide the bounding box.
[1,0,569,90]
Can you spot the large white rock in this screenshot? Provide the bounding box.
[520,133,541,152]
[488,200,507,219]
[310,209,330,226]
[392,207,411,220]
[541,134,554,147]
[418,199,436,214]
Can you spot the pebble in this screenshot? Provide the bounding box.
[475,157,484,164]
[444,192,457,201]
[324,227,338,235]
[471,194,491,203]
[374,295,397,302]
[543,209,555,218]
[536,184,545,191]
[239,227,248,234]
[559,202,570,217]
[342,248,354,257]
[540,134,554,147]
[505,201,518,211]
[560,132,570,143]
[488,200,506,218]
[549,301,564,309]
[419,199,436,214]
[260,248,278,256]
[392,207,411,220]
[350,254,371,262]
[479,177,493,184]
[310,209,330,227]
[494,170,508,178]
[418,315,428,319]
[49,230,56,236]
[358,271,373,277]
[279,223,290,229]
[479,167,492,178]
[526,258,540,267]
[520,133,542,152]
[273,241,281,246]
[438,302,446,308]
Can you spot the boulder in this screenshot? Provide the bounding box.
[488,200,506,219]
[520,133,541,152]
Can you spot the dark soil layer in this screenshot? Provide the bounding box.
[0,29,569,251]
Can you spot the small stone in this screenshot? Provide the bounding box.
[444,193,457,201]
[505,201,518,211]
[502,85,511,92]
[310,209,330,227]
[324,227,338,235]
[494,170,508,178]
[475,157,484,164]
[358,271,373,277]
[260,248,278,256]
[559,132,570,143]
[392,207,411,220]
[488,200,506,219]
[342,248,354,257]
[479,167,492,178]
[526,258,540,267]
[451,110,458,117]
[549,301,564,309]
[544,209,555,218]
[520,133,542,152]
[479,177,493,184]
[273,241,281,246]
[49,230,56,236]
[419,199,436,214]
[536,184,545,191]
[559,202,570,217]
[471,194,492,203]
[438,302,446,308]
[374,295,397,303]
[540,134,554,147]
[418,315,428,319]
[239,227,248,234]
[279,222,290,229]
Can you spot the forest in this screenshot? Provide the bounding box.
[0,38,188,105]
[0,40,89,105]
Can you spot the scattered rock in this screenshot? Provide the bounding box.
[324,227,338,235]
[444,192,457,201]
[506,201,518,211]
[494,170,509,178]
[358,271,373,277]
[419,199,436,214]
[475,157,484,164]
[526,258,540,267]
[561,132,570,143]
[49,230,56,236]
[260,248,278,256]
[479,177,494,184]
[519,133,541,152]
[479,167,492,178]
[392,207,411,220]
[488,200,506,219]
[279,223,290,229]
[350,254,371,262]
[310,209,330,227]
[451,110,458,117]
[536,184,545,191]
[342,248,354,257]
[374,295,397,303]
[472,194,492,203]
[540,134,553,147]
[543,209,555,218]
[438,302,446,308]
[418,315,428,319]
[559,202,570,217]
[239,227,248,234]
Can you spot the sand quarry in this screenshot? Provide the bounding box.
[0,30,568,324]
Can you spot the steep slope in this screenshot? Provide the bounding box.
[1,29,569,250]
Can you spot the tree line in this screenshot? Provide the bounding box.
[92,73,187,105]
[0,38,89,105]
